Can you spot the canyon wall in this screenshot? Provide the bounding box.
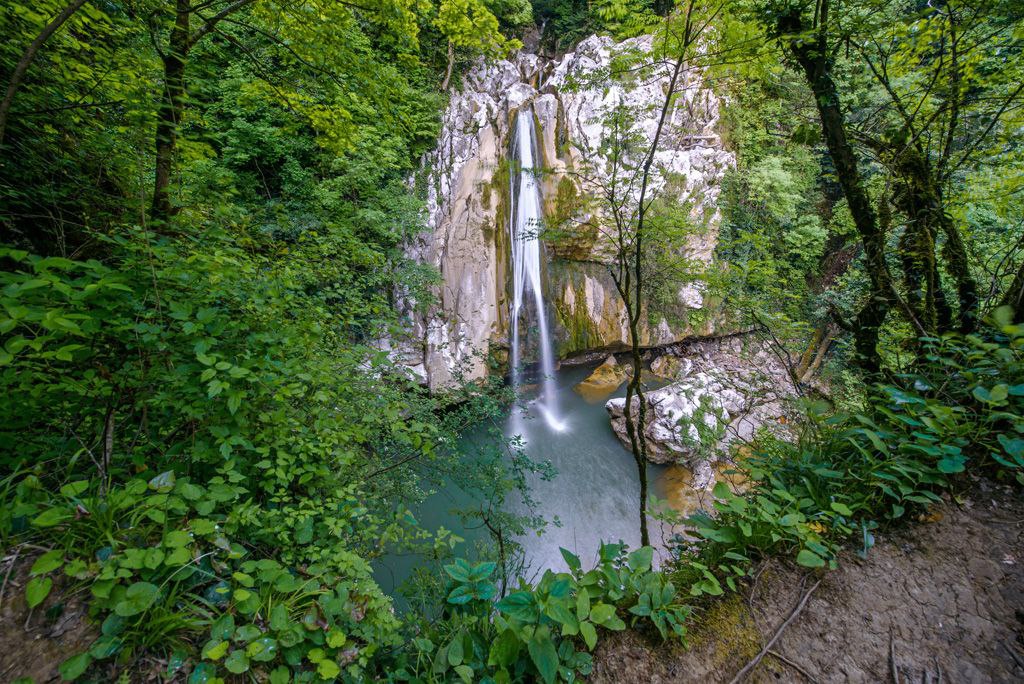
[397,35,735,389]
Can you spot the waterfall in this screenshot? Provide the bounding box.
[509,107,566,433]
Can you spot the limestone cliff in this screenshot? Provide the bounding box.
[399,35,735,389]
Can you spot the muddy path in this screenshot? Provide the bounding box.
[593,478,1024,683]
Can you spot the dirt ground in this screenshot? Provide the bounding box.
[0,547,96,683]
[592,478,1024,683]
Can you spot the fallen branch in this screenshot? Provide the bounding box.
[728,578,822,684]
[889,624,899,683]
[768,648,821,683]
[0,547,22,613]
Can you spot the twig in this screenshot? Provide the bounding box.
[890,624,899,683]
[728,578,822,683]
[767,649,821,683]
[0,547,21,613]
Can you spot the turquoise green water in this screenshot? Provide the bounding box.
[374,362,672,601]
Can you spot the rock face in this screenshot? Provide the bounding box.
[606,336,794,489]
[398,35,735,389]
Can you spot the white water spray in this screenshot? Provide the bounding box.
[509,107,566,433]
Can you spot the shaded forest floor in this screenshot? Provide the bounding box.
[593,477,1024,683]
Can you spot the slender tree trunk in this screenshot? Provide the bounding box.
[1001,258,1024,322]
[152,0,191,224]
[0,0,89,147]
[799,326,835,383]
[440,41,455,91]
[779,8,892,373]
[938,211,978,332]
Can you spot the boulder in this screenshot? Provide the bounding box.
[650,354,692,380]
[574,355,628,403]
[605,372,746,488]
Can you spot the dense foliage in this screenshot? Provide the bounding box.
[1,0,1022,682]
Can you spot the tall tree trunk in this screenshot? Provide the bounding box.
[779,8,892,373]
[152,0,191,224]
[0,0,89,147]
[890,144,974,333]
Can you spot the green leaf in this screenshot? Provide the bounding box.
[89,634,123,659]
[627,546,654,572]
[527,627,558,684]
[469,561,496,581]
[235,624,261,642]
[447,634,464,666]
[59,481,89,498]
[224,649,250,674]
[114,581,159,616]
[796,549,825,568]
[188,663,217,684]
[32,508,70,528]
[580,621,598,650]
[30,549,64,575]
[326,629,347,648]
[589,602,616,625]
[269,666,291,684]
[246,637,278,662]
[59,652,92,681]
[443,559,471,582]
[454,664,474,683]
[26,576,52,608]
[829,502,853,516]
[937,454,966,473]
[317,658,340,679]
[163,530,191,548]
[202,639,229,661]
[148,471,176,493]
[559,547,581,572]
[488,628,521,667]
[576,587,590,620]
[270,603,290,631]
[496,591,538,622]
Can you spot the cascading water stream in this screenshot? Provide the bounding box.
[509,107,566,433]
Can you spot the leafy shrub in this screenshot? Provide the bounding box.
[400,543,689,683]
[677,310,1024,594]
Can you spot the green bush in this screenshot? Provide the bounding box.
[397,543,688,683]
[676,311,1024,594]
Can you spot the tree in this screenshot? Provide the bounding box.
[0,0,88,146]
[567,0,723,545]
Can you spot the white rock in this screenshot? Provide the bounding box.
[606,372,746,488]
[400,35,736,389]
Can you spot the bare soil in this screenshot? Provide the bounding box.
[592,478,1024,683]
[0,548,95,683]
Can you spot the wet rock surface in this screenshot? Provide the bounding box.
[592,480,1024,683]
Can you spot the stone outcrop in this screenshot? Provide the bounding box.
[606,372,746,488]
[606,336,795,489]
[397,35,735,389]
[574,354,628,403]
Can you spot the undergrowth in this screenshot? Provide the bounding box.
[2,238,1021,684]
